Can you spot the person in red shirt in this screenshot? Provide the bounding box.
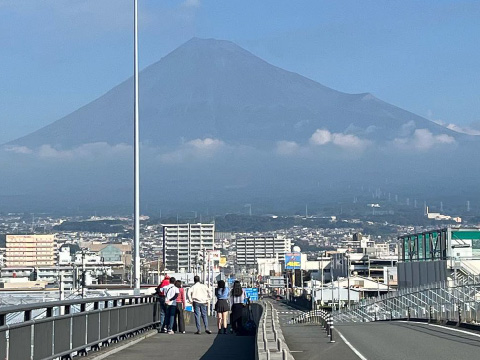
[155,275,170,333]
[173,280,187,333]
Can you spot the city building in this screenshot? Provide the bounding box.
[5,234,56,267]
[162,223,215,272]
[79,241,132,266]
[236,235,291,268]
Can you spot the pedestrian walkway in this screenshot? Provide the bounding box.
[88,316,255,360]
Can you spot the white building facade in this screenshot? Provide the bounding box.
[162,223,215,272]
[236,235,291,268]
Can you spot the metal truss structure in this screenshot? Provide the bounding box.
[333,275,480,324]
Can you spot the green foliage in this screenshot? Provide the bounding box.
[53,220,126,233]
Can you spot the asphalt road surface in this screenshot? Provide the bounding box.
[336,321,480,360]
[270,300,480,360]
[269,300,359,360]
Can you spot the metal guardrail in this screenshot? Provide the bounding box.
[0,294,158,360]
[333,275,480,325]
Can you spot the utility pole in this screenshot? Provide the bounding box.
[347,253,351,308]
[202,248,206,283]
[331,261,335,311]
[81,250,86,298]
[132,0,141,295]
[320,252,324,305]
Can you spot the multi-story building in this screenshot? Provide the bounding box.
[236,235,291,268]
[5,234,56,267]
[162,223,215,272]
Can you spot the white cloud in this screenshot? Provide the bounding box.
[332,133,368,148]
[275,141,300,155]
[309,129,332,145]
[309,129,370,149]
[399,121,416,137]
[393,129,456,150]
[160,138,225,163]
[3,142,132,160]
[3,145,33,154]
[428,111,480,136]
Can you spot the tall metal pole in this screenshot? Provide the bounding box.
[320,253,324,305]
[133,0,141,293]
[347,254,350,308]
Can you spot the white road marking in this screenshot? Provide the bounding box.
[414,324,480,337]
[336,330,368,360]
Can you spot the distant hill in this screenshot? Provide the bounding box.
[7,37,463,149]
[2,38,479,213]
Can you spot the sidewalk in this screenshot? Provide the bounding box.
[88,317,255,360]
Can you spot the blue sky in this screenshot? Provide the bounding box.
[1,0,479,144]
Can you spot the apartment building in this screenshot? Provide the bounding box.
[5,234,56,267]
[236,235,291,268]
[162,223,215,272]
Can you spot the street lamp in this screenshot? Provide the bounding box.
[346,251,351,308]
[132,0,141,294]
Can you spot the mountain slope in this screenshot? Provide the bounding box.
[8,37,460,149]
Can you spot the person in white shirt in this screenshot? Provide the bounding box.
[230,280,246,334]
[187,275,212,334]
[160,277,180,334]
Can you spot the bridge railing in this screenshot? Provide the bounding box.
[0,294,158,360]
[333,276,480,325]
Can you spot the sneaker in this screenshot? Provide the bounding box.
[205,329,212,334]
[195,331,201,334]
[218,329,222,334]
[223,328,227,334]
[181,331,186,334]
[167,330,174,335]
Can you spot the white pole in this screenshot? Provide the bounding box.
[133,0,141,293]
[320,253,323,304]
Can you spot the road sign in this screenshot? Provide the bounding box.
[244,287,259,301]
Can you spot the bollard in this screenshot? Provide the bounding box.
[328,315,335,343]
[282,348,288,360]
[277,338,282,352]
[266,349,271,360]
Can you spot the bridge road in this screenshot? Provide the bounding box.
[269,300,359,360]
[336,321,480,360]
[88,316,255,360]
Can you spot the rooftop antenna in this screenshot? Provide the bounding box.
[132,0,141,293]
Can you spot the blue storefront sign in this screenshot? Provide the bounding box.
[244,287,259,302]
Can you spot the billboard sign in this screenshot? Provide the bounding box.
[285,252,301,269]
[244,287,259,301]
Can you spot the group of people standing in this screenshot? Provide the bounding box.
[156,275,246,335]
